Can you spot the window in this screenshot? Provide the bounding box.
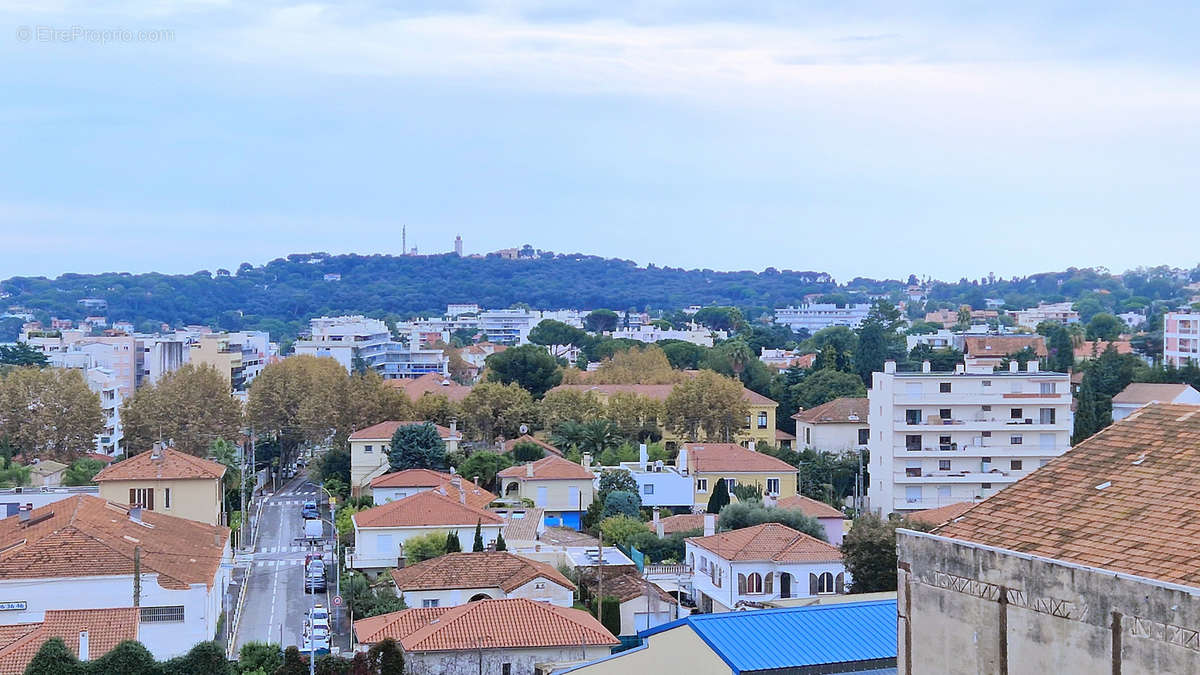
[938,460,951,471]
[534,582,545,589]
[818,572,835,594]
[164,488,171,509]
[725,478,737,490]
[857,428,870,445]
[422,599,440,608]
[981,482,992,489]
[981,431,992,438]
[129,488,154,510]
[937,486,952,499]
[364,444,373,453]
[939,435,951,445]
[905,461,922,477]
[1039,408,1056,424]
[905,409,922,425]
[982,380,992,387]
[1010,382,1023,394]
[140,606,184,623]
[1010,408,1023,420]
[766,478,780,495]
[905,435,922,451]
[939,408,952,420]
[643,484,655,495]
[502,665,512,675]
[757,412,768,429]
[905,486,922,503]
[1010,434,1023,445]
[1040,382,1056,394]
[699,556,708,573]
[747,572,764,594]
[982,405,992,411]
[1040,433,1055,450]
[940,382,952,393]
[696,478,708,493]
[376,534,393,554]
[805,428,811,445]
[1011,460,1023,470]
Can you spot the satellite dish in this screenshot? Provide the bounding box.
[519,424,529,435]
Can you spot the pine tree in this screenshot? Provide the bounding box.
[472,519,485,552]
[495,531,507,551]
[706,477,730,514]
[444,530,462,553]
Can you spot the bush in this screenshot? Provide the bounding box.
[387,423,447,471]
[89,640,158,675]
[24,638,82,675]
[601,490,641,520]
[238,642,282,674]
[457,451,512,492]
[591,595,622,637]
[367,638,405,675]
[718,501,826,541]
[510,441,545,462]
[598,515,649,547]
[402,531,446,564]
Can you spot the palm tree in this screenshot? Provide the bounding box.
[550,420,588,452]
[580,420,620,456]
[723,339,755,378]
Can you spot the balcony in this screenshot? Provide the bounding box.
[894,416,1063,431]
[893,469,1018,484]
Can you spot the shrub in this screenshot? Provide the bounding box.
[601,490,641,519]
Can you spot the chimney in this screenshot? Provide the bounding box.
[582,452,592,468]
[703,513,716,537]
[451,476,465,504]
[922,360,931,373]
[449,466,457,475]
[638,444,648,471]
[450,420,458,435]
[1027,360,1039,373]
[129,505,142,522]
[525,463,534,478]
[1009,360,1019,373]
[884,360,897,374]
[473,476,480,486]
[18,505,31,523]
[151,442,163,460]
[653,508,663,538]
[677,447,688,476]
[955,364,965,375]
[79,631,89,662]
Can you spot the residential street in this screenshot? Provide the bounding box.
[232,475,337,654]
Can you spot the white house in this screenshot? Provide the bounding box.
[348,421,463,496]
[353,598,618,674]
[368,468,495,508]
[1110,383,1200,422]
[791,397,869,452]
[0,495,232,660]
[349,489,503,571]
[774,304,872,334]
[388,551,575,608]
[684,522,847,613]
[605,445,693,509]
[610,326,725,347]
[773,495,847,547]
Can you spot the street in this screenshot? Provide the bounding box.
[232,475,337,654]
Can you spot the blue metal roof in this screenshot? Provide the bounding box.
[639,600,897,673]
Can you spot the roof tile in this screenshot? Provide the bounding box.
[93,448,225,482]
[353,489,502,528]
[688,523,841,563]
[389,552,574,593]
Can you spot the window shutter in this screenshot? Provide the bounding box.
[809,573,818,595]
[129,489,136,506]
[835,573,845,594]
[737,574,746,595]
[764,572,773,594]
[146,489,154,511]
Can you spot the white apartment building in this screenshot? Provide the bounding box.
[867,360,1073,515]
[1012,302,1080,329]
[136,335,189,387]
[610,325,725,347]
[1164,311,1200,367]
[446,303,480,317]
[905,329,956,352]
[479,309,539,345]
[294,316,448,379]
[774,304,872,334]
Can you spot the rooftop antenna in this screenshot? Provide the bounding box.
[403,225,407,256]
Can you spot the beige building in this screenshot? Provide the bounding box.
[92,445,226,526]
[497,455,596,530]
[348,421,462,496]
[187,335,242,389]
[684,443,798,507]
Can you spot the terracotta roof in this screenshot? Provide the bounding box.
[354,607,443,644]
[792,397,869,424]
[386,373,473,402]
[0,624,38,653]
[962,335,1048,358]
[934,404,1200,587]
[686,443,797,474]
[353,489,502,528]
[93,447,225,482]
[688,523,842,563]
[658,513,705,536]
[579,569,674,604]
[356,598,618,651]
[1111,383,1196,406]
[27,460,67,478]
[0,495,229,589]
[549,383,776,406]
[349,421,459,441]
[0,608,139,675]
[774,495,845,519]
[84,453,116,464]
[774,429,796,441]
[390,552,574,593]
[497,454,594,481]
[501,435,564,457]
[496,508,544,542]
[1075,340,1134,359]
[906,501,980,527]
[368,470,496,509]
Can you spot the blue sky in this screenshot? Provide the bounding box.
[1,1,1198,282]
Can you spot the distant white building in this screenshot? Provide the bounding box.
[446,303,479,317]
[610,326,724,347]
[479,309,540,345]
[1012,302,1079,329]
[774,304,871,334]
[1117,311,1146,329]
[294,316,447,379]
[1111,383,1200,422]
[905,329,956,352]
[1164,311,1200,367]
[603,446,694,509]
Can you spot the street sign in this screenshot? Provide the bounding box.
[332,595,342,607]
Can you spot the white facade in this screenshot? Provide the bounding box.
[867,361,1073,515]
[1164,312,1200,368]
[611,460,694,508]
[397,577,574,609]
[87,366,124,455]
[795,420,868,453]
[446,303,480,317]
[294,316,448,379]
[774,304,871,334]
[683,543,847,613]
[479,309,540,345]
[610,326,725,347]
[905,329,956,352]
[1013,302,1080,329]
[350,523,503,570]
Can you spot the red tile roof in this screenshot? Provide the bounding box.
[497,454,594,481]
[501,435,564,457]
[905,501,979,527]
[774,429,795,441]
[792,397,869,424]
[368,470,496,510]
[353,489,502,529]
[658,513,706,535]
[389,552,574,593]
[962,335,1048,358]
[350,421,459,441]
[0,495,229,589]
[774,495,844,519]
[355,598,618,651]
[386,373,473,402]
[689,523,841,563]
[1074,340,1134,360]
[549,383,776,406]
[1111,382,1196,406]
[685,443,797,474]
[934,404,1200,586]
[0,608,139,675]
[92,447,225,482]
[578,569,674,604]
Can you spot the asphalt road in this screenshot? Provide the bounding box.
[233,475,334,653]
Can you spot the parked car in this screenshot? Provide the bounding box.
[301,500,319,519]
[303,518,323,540]
[305,558,326,593]
[308,604,330,631]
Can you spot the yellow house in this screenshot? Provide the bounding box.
[548,384,779,450]
[93,445,227,526]
[349,421,463,497]
[684,443,798,507]
[496,455,596,530]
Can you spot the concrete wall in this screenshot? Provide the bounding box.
[565,623,729,675]
[898,530,1200,675]
[398,578,573,609]
[407,645,611,674]
[98,477,222,525]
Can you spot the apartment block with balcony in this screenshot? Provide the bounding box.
[1164,311,1200,367]
[478,309,539,345]
[294,316,447,380]
[773,303,871,334]
[867,359,1072,515]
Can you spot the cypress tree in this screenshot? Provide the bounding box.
[472,519,485,552]
[706,478,730,514]
[495,531,507,551]
[444,530,462,553]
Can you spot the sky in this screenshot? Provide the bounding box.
[1,1,1199,283]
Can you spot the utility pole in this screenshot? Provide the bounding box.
[596,530,604,627]
[133,546,141,607]
[240,437,247,552]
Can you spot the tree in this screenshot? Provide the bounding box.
[239,642,284,674]
[598,469,638,498]
[591,346,683,385]
[387,423,447,471]
[792,369,866,410]
[717,501,826,540]
[693,306,745,332]
[411,393,462,428]
[0,367,103,462]
[89,640,158,675]
[0,343,47,367]
[457,451,512,492]
[1086,313,1126,341]
[602,392,663,443]
[460,382,537,442]
[1045,325,1075,373]
[495,531,507,551]
[276,646,307,675]
[593,595,622,637]
[61,457,105,486]
[529,320,589,357]
[579,419,622,456]
[854,320,889,386]
[367,638,404,675]
[706,477,730,514]
[719,339,755,378]
[163,641,230,675]
[510,441,545,462]
[663,370,748,443]
[601,490,641,519]
[24,638,82,675]
[660,341,706,370]
[598,515,649,547]
[473,519,485,552]
[404,531,447,563]
[316,447,351,484]
[840,513,932,593]
[485,344,563,398]
[584,309,620,333]
[120,363,243,457]
[444,530,462,553]
[538,389,603,431]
